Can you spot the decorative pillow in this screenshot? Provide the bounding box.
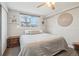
[24,30,43,35]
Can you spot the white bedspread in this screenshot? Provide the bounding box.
[20,33,63,50]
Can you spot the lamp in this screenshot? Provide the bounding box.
[46,2,55,10]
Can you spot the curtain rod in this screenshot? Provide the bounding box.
[46,5,79,19]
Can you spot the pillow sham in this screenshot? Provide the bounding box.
[24,30,43,35]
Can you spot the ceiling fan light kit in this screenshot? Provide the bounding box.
[46,2,55,10]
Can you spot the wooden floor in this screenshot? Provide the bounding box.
[3,47,20,56]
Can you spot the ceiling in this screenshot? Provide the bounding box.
[6,2,79,16]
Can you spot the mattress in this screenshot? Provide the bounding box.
[20,33,64,50]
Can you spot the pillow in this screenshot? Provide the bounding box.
[29,30,40,35]
[24,30,30,34]
[24,30,43,35]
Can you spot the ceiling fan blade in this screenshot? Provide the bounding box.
[36,3,46,8]
[36,2,55,10]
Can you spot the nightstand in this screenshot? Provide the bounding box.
[73,42,79,55]
[7,36,20,48]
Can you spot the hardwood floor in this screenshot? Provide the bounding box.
[3,47,20,56]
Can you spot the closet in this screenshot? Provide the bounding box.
[1,3,8,55]
[0,4,1,56]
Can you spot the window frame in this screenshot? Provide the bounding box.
[20,14,38,27]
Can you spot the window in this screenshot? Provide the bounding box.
[20,15,38,27]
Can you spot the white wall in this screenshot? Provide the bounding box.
[1,4,8,55]
[7,10,20,37]
[47,8,79,48]
[7,10,43,37]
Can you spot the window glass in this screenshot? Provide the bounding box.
[20,15,38,27]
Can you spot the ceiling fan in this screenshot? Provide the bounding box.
[36,2,55,10]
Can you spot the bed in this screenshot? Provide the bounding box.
[19,33,78,56]
[20,33,64,49]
